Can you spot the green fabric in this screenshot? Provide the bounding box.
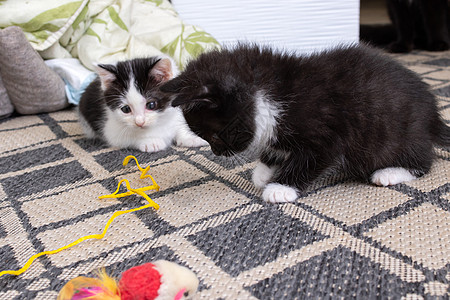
[0,0,87,51]
[0,0,220,70]
[107,6,128,32]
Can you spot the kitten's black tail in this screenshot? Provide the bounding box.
[434,120,450,147]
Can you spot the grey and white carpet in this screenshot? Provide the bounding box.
[0,50,449,299]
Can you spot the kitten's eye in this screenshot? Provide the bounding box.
[121,105,131,113]
[146,101,157,110]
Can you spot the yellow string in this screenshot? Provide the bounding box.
[0,156,159,278]
[99,155,160,199]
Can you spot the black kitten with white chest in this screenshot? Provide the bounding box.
[158,44,450,203]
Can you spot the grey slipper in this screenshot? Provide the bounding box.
[0,26,68,114]
[0,72,14,119]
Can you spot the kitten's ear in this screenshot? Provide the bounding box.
[150,58,174,83]
[95,64,117,90]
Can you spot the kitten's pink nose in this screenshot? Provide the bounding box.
[135,116,145,127]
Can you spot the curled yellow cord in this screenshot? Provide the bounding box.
[0,156,159,278]
[99,179,160,210]
[99,155,160,199]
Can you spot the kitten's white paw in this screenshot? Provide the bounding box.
[262,183,298,203]
[138,138,169,152]
[371,167,416,186]
[176,135,209,148]
[252,162,275,189]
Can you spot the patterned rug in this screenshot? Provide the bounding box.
[0,50,449,299]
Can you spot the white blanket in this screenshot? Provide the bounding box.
[0,0,219,70]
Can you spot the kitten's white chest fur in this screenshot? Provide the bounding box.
[250,90,280,153]
[249,91,300,203]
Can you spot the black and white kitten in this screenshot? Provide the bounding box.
[78,57,207,152]
[157,44,450,203]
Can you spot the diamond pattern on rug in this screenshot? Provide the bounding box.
[21,183,118,227]
[1,161,92,198]
[156,180,253,228]
[246,246,419,299]
[0,144,72,174]
[187,207,328,277]
[0,50,449,299]
[365,202,450,270]
[298,182,411,226]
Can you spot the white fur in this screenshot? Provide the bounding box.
[153,260,199,300]
[174,119,209,148]
[126,77,151,127]
[249,90,281,154]
[92,57,205,152]
[371,167,417,186]
[247,91,292,203]
[262,183,298,203]
[103,105,205,152]
[78,109,98,139]
[252,161,276,189]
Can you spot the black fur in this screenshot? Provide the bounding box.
[79,57,164,135]
[159,44,450,193]
[79,76,105,133]
[361,0,450,53]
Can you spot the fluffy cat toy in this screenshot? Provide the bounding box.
[57,260,199,300]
